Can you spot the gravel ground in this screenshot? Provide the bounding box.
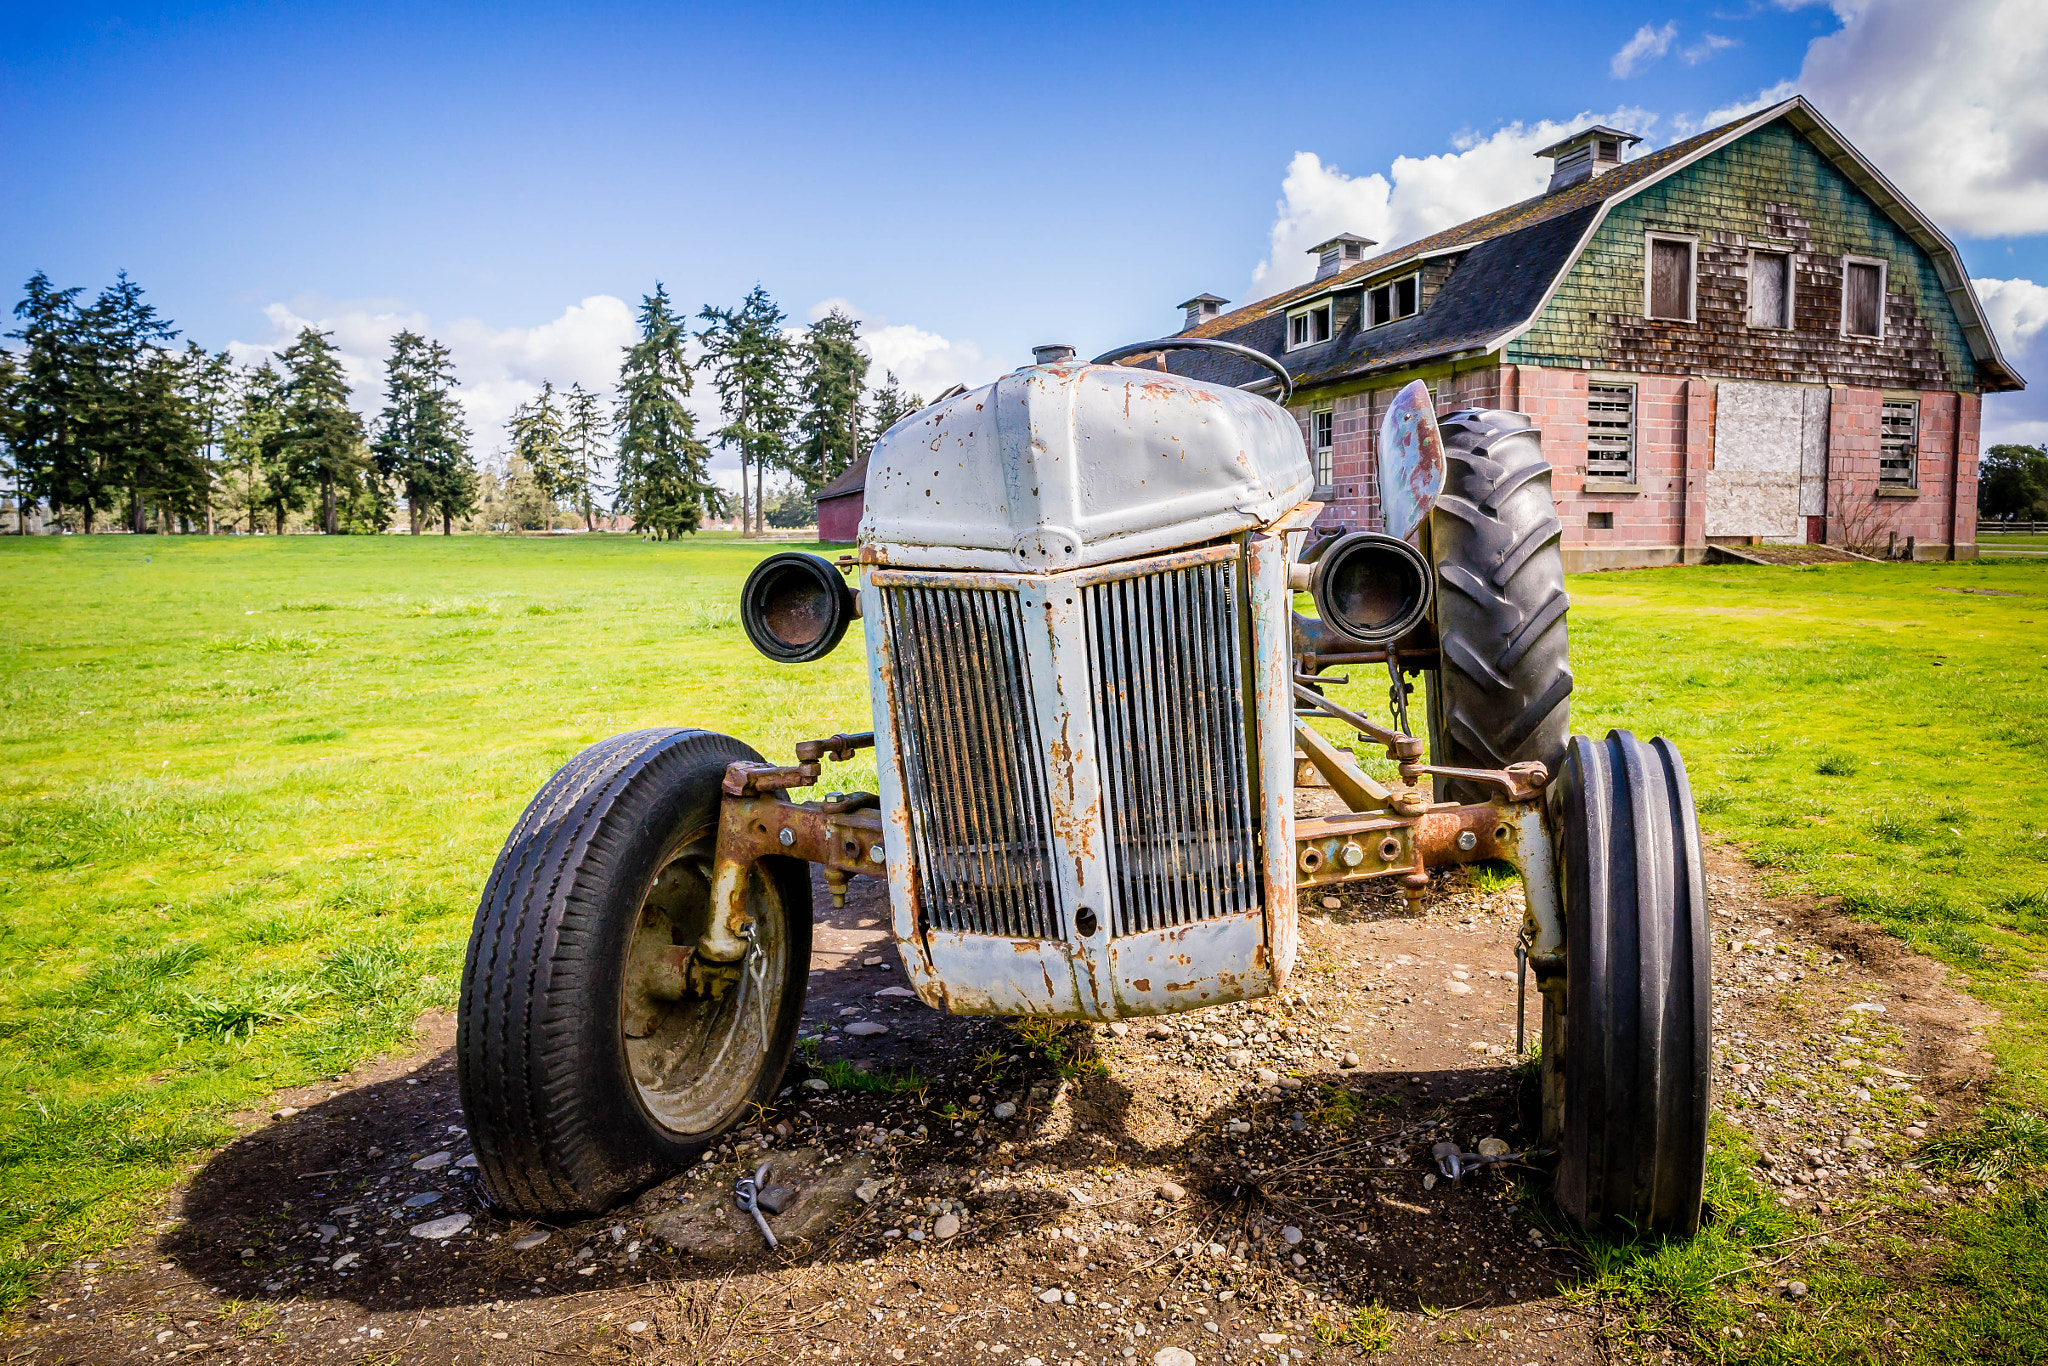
[4,842,1993,1366]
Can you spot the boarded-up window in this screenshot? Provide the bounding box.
[1588,383,1636,481]
[1312,409,1334,487]
[1749,252,1790,328]
[1649,238,1693,320]
[1845,260,1883,337]
[1880,399,1917,485]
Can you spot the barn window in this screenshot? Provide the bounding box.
[1587,382,1636,482]
[1647,235,1696,321]
[1880,399,1918,486]
[1366,274,1420,328]
[1311,409,1334,488]
[1288,303,1332,349]
[1843,258,1886,338]
[1749,252,1791,328]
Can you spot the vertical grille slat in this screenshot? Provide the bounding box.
[883,583,1061,939]
[1084,558,1262,937]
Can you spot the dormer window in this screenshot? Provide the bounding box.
[1288,303,1333,349]
[1366,274,1419,328]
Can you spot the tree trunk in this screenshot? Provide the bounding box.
[443,509,452,535]
[409,498,421,535]
[276,504,286,536]
[323,477,337,534]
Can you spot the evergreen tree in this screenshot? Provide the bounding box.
[697,286,794,537]
[183,344,235,532]
[9,273,93,528]
[864,370,925,453]
[508,381,569,527]
[0,348,23,532]
[791,308,868,498]
[614,284,715,539]
[269,327,368,534]
[226,363,303,533]
[72,273,198,533]
[373,331,474,534]
[561,383,607,530]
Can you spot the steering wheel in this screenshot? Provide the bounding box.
[1089,337,1293,405]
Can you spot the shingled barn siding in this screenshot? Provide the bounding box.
[1509,122,1976,390]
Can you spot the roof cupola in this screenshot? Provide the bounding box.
[1307,233,1377,280]
[1533,125,1641,192]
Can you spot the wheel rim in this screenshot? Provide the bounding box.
[618,826,788,1136]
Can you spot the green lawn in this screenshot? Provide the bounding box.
[4,536,2048,1358]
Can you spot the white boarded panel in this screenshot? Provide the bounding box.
[1708,382,1802,538]
[1799,387,1831,518]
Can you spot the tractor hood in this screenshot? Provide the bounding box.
[859,360,1312,573]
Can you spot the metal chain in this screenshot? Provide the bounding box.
[1386,657,1412,737]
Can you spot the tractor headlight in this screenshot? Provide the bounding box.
[739,552,857,663]
[1309,531,1433,646]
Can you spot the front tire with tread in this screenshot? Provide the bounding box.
[457,728,811,1217]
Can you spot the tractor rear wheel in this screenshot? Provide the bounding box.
[458,728,812,1217]
[1545,729,1711,1236]
[1424,409,1572,802]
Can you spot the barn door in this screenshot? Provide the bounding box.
[1709,383,1828,542]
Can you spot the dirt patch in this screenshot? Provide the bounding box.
[4,852,1996,1365]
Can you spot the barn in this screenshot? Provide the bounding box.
[1151,95,2024,568]
[815,454,868,545]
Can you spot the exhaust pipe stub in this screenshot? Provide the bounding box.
[1309,531,1433,646]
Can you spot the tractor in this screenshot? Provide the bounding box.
[456,337,1711,1237]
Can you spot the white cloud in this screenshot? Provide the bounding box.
[1252,111,1655,290]
[229,294,639,444]
[1978,277,2048,350]
[1789,0,2048,237]
[806,297,1008,403]
[1611,22,1678,78]
[1681,32,1738,64]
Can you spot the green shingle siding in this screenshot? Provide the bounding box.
[1508,122,1977,392]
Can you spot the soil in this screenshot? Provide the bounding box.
[4,842,1997,1366]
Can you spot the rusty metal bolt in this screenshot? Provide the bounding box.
[1340,842,1365,868]
[778,827,795,847]
[869,845,885,863]
[1456,830,1478,852]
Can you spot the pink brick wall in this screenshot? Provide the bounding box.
[1295,366,1980,562]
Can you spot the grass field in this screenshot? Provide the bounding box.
[4,535,2048,1353]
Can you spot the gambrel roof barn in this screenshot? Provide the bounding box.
[1154,95,2024,568]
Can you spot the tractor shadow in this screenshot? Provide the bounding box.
[162,869,1575,1315]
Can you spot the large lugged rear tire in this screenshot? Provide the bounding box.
[1547,730,1711,1236]
[1425,409,1572,803]
[458,729,812,1217]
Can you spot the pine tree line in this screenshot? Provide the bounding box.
[1,272,927,537]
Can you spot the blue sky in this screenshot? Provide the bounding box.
[5,0,2046,462]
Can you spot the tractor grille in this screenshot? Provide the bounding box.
[1083,559,1262,936]
[880,583,1061,939]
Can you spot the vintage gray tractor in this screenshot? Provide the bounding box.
[457,339,1711,1237]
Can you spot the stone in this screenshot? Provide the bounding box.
[1478,1136,1510,1158]
[1787,1281,1809,1298]
[409,1214,471,1240]
[863,956,885,967]
[1225,1049,1253,1069]
[1340,1052,1361,1069]
[1853,1088,1872,1103]
[804,1078,830,1091]
[456,1153,478,1168]
[993,1102,1017,1120]
[1422,1174,1437,1190]
[1147,1024,1174,1040]
[331,1252,359,1269]
[1279,1077,1304,1092]
[856,1179,884,1204]
[627,1322,648,1333]
[412,1152,452,1171]
[1109,1022,1129,1037]
[1321,896,1342,910]
[1040,1288,1063,1304]
[512,1232,551,1251]
[1281,1226,1302,1245]
[272,1106,300,1120]
[1255,1068,1280,1085]
[401,1192,441,1208]
[1905,1125,1927,1140]
[1153,1350,1198,1366]
[844,1021,889,1038]
[1446,981,1473,996]
[935,1213,961,1240]
[1258,1333,1286,1345]
[908,1229,926,1242]
[876,986,916,998]
[1156,1182,1186,1202]
[1733,1062,1752,1076]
